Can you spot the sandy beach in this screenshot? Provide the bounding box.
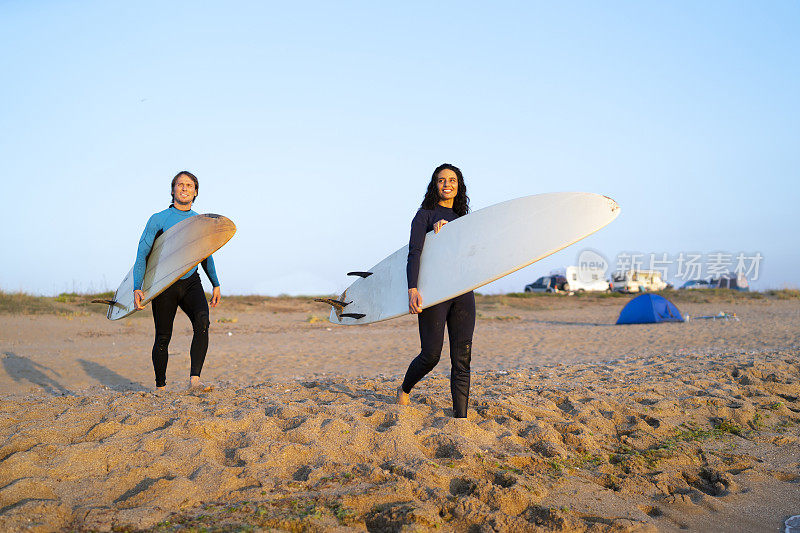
[1,291,799,531]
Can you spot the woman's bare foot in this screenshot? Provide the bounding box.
[396,386,410,406]
[156,385,166,391]
[188,376,213,392]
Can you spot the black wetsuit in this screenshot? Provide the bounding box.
[401,204,476,418]
[151,272,210,388]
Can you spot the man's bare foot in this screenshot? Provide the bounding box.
[156,385,166,391]
[396,386,410,406]
[188,376,213,392]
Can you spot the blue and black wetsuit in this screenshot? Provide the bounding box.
[401,204,476,418]
[135,206,220,388]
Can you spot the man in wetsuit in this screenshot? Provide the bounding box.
[133,171,221,391]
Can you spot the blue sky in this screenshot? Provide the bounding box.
[1,1,798,295]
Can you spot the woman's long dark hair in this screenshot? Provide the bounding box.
[420,163,470,216]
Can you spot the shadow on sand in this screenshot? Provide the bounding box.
[78,359,148,392]
[2,351,72,395]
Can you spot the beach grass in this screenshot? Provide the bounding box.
[0,290,113,315]
[1,288,796,315]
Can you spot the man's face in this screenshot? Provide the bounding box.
[173,175,196,205]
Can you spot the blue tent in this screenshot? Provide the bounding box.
[616,294,684,325]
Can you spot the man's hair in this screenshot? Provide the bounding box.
[171,170,199,204]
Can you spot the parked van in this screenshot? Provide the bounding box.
[611,270,668,293]
[552,266,610,292]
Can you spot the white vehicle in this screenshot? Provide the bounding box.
[611,270,667,293]
[551,266,610,292]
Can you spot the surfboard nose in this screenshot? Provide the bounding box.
[221,216,237,234]
[204,214,237,234]
[603,196,621,215]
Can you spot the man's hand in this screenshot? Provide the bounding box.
[433,219,448,233]
[210,286,221,308]
[134,290,145,310]
[408,287,423,314]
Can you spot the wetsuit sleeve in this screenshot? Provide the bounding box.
[201,255,220,288]
[406,209,429,289]
[133,214,161,291]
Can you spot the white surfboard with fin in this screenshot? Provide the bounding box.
[94,214,236,320]
[318,193,620,325]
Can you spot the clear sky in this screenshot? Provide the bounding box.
[1,1,798,296]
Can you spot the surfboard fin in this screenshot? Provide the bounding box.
[91,299,126,310]
[313,298,351,310]
[347,271,373,278]
[340,313,366,319]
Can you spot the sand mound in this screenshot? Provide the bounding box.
[1,349,799,531]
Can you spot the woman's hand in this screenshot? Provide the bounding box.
[433,219,448,233]
[210,286,221,308]
[134,290,145,310]
[408,288,423,314]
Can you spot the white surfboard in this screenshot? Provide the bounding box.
[320,193,619,325]
[94,214,236,320]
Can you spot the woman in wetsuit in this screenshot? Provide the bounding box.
[397,163,476,418]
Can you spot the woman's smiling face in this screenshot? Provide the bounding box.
[436,169,458,202]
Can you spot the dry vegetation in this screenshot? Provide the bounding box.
[2,289,796,317]
[0,291,113,316]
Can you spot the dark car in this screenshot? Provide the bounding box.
[680,279,712,290]
[524,275,568,293]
